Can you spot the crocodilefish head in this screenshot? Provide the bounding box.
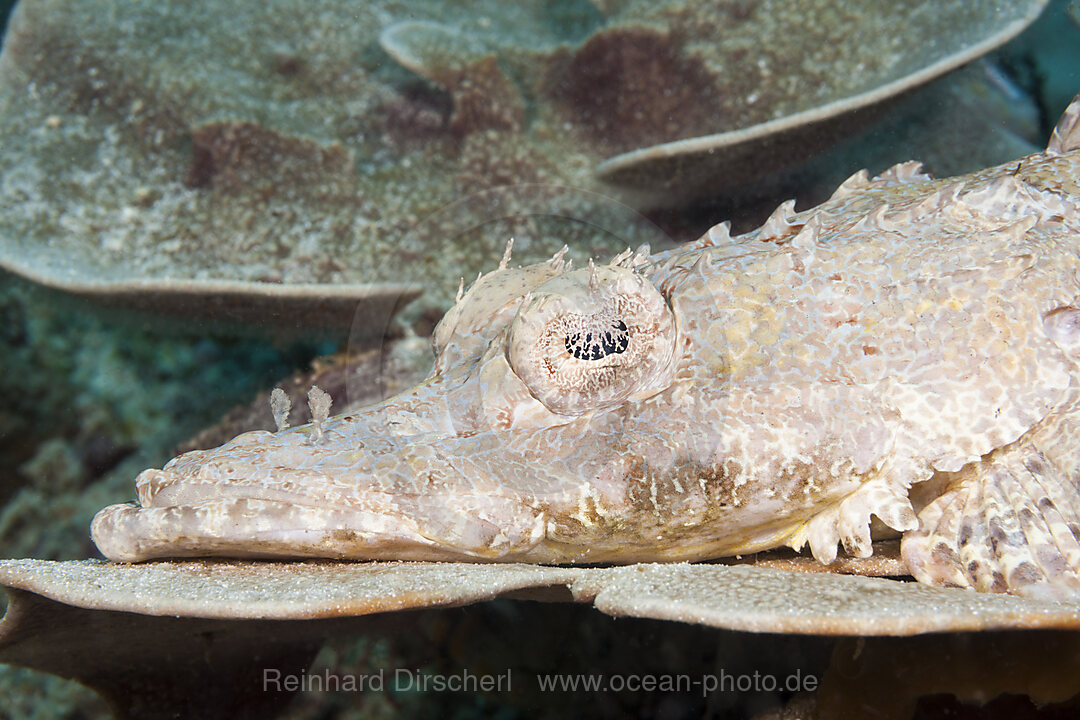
[91,243,762,564]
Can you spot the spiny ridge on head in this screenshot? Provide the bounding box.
[1048,91,1080,155]
[498,237,514,270]
[610,243,651,269]
[549,245,571,273]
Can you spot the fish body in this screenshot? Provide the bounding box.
[93,94,1080,599]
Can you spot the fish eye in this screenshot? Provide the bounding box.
[508,264,678,415]
[564,319,630,360]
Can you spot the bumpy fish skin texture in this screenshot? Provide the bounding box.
[93,94,1080,599]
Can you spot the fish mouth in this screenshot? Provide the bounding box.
[89,425,552,564]
[91,483,551,564]
[90,496,460,563]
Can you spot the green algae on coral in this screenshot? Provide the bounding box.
[0,0,1050,329]
[592,0,1048,199]
[0,0,649,328]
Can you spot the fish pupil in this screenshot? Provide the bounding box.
[565,320,629,361]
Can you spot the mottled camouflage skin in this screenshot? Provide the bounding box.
[93,95,1080,599]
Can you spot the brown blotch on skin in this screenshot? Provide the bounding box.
[957,521,973,546]
[988,518,1014,552]
[1022,453,1053,477]
[330,529,360,544]
[1009,561,1046,587]
[696,462,743,509]
[931,542,961,568]
[1018,507,1039,527]
[547,26,720,154]
[1036,550,1070,577]
[990,570,1008,593]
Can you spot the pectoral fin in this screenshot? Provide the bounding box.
[901,446,1080,600]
